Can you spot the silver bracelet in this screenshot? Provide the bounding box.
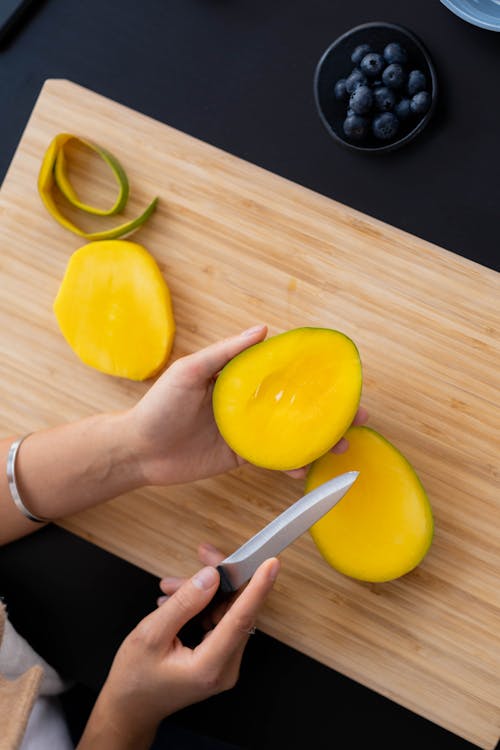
[6,434,50,523]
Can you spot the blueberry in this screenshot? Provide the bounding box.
[383,42,408,65]
[345,68,367,94]
[410,91,431,115]
[351,43,371,66]
[343,114,368,141]
[372,79,383,88]
[360,52,385,78]
[346,108,355,117]
[372,112,399,141]
[395,98,412,120]
[373,86,396,112]
[408,70,427,96]
[334,79,348,101]
[349,85,373,115]
[382,63,406,89]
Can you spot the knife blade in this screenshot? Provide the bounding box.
[216,470,359,593]
[179,470,359,646]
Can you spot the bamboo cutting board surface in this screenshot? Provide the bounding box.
[0,80,499,748]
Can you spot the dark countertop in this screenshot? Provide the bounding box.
[0,2,498,749]
[1,0,499,272]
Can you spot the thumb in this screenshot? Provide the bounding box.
[146,567,220,645]
[182,325,267,382]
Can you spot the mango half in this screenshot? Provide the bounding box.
[212,327,362,470]
[54,240,175,380]
[307,426,434,582]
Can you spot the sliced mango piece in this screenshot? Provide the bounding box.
[307,426,434,582]
[212,327,362,471]
[54,240,175,380]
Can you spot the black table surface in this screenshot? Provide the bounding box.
[0,1,498,749]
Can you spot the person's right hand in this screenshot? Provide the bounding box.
[79,552,279,749]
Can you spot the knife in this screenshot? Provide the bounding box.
[180,470,358,644]
[214,470,359,593]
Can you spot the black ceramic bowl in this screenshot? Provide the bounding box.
[314,22,438,153]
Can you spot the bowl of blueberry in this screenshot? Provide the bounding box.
[314,22,438,152]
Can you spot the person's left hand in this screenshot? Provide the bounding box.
[129,325,268,486]
[128,325,368,486]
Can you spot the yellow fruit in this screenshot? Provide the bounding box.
[307,426,433,582]
[54,240,175,380]
[212,327,362,470]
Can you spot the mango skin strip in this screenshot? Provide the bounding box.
[38,133,158,240]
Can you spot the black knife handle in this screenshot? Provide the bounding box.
[216,564,236,594]
[178,565,236,648]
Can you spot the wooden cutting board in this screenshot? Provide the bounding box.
[0,79,498,748]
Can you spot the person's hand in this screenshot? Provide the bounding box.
[82,552,279,747]
[129,325,269,485]
[128,325,368,486]
[157,543,239,628]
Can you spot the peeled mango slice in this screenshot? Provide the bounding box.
[212,327,362,471]
[307,426,434,582]
[38,133,158,240]
[54,240,175,380]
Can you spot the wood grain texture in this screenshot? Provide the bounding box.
[0,79,499,748]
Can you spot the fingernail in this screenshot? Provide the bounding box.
[157,596,168,606]
[241,325,265,337]
[192,566,218,590]
[268,559,280,581]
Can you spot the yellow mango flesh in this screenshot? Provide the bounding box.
[213,327,362,470]
[307,426,433,582]
[54,240,175,380]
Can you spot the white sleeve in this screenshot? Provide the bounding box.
[0,616,70,696]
